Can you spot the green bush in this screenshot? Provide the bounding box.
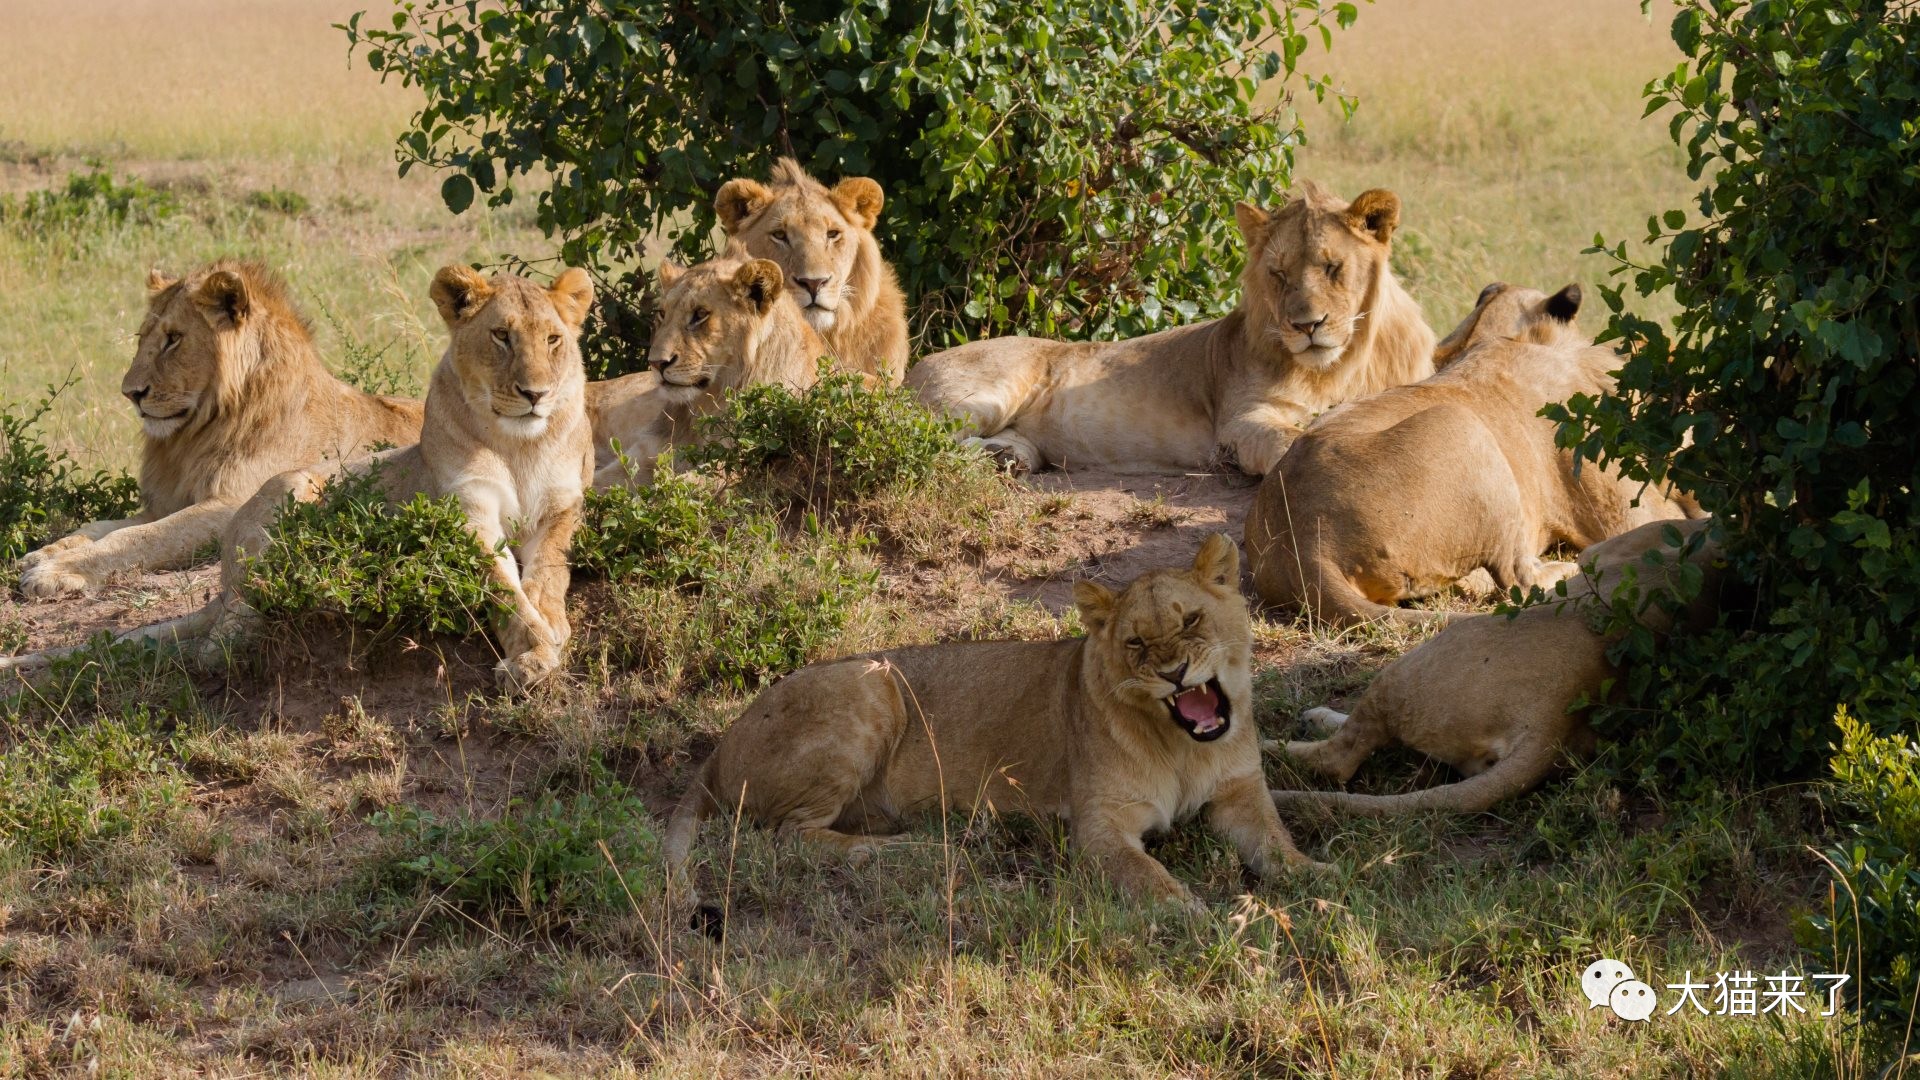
[1802,707,1920,1031]
[368,777,660,929]
[1554,0,1920,784]
[0,384,141,564]
[343,0,1357,369]
[0,163,175,234]
[686,370,963,513]
[574,464,723,585]
[240,466,508,643]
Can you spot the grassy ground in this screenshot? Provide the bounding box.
[0,1,1871,1076]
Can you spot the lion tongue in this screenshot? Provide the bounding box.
[1174,685,1220,728]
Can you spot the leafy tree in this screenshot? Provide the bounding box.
[1555,0,1920,785]
[343,0,1356,374]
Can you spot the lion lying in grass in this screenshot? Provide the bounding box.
[715,157,909,385]
[905,180,1436,475]
[1271,518,1725,817]
[586,252,825,488]
[17,262,422,598]
[4,266,596,692]
[665,534,1321,913]
[1245,281,1702,627]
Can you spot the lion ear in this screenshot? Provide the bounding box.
[190,269,251,329]
[1344,188,1401,244]
[829,176,884,230]
[430,265,493,327]
[547,267,595,330]
[656,259,686,292]
[1545,283,1582,323]
[1191,533,1240,590]
[1233,201,1272,249]
[733,258,785,315]
[715,178,774,234]
[1073,580,1117,632]
[146,268,177,296]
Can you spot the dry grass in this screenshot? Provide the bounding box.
[0,1,1863,1076]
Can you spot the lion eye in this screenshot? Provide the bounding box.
[689,308,709,328]
[1183,612,1202,630]
[1126,637,1145,649]
[161,331,181,353]
[490,328,510,344]
[1326,262,1342,281]
[1268,267,1288,286]
[770,230,788,244]
[826,229,842,242]
[546,334,562,348]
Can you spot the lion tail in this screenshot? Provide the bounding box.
[1270,735,1560,817]
[1304,560,1449,630]
[663,755,723,871]
[0,606,221,673]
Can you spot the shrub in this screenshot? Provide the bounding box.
[245,187,311,216]
[0,163,175,234]
[1802,707,1920,1031]
[368,777,660,929]
[1556,0,1920,785]
[343,0,1357,371]
[240,465,508,643]
[574,464,723,585]
[0,384,141,564]
[685,370,963,513]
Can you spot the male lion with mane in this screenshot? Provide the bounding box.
[1244,281,1703,627]
[905,180,1436,476]
[665,534,1322,914]
[17,261,422,597]
[714,158,909,385]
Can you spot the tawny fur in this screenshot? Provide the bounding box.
[17,261,422,598]
[1271,519,1725,818]
[1244,282,1703,628]
[904,180,1436,476]
[665,535,1321,913]
[8,269,600,690]
[585,252,826,488]
[715,157,909,385]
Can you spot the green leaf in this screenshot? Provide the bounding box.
[441,174,475,215]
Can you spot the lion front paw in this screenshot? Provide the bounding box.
[495,646,562,694]
[19,560,94,599]
[20,535,91,569]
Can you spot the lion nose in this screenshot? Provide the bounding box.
[1291,315,1326,336]
[794,275,830,299]
[516,386,547,406]
[650,353,677,372]
[124,386,149,406]
[1160,662,1189,688]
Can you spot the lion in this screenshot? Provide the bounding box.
[3,267,597,690]
[664,534,1321,913]
[904,180,1437,476]
[1244,281,1703,628]
[1270,518,1725,817]
[586,253,825,488]
[714,157,909,385]
[16,261,423,598]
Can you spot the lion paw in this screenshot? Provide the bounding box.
[495,647,562,694]
[21,535,90,568]
[19,561,93,599]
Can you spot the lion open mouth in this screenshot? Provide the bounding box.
[1167,678,1231,741]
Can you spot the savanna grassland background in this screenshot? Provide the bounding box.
[0,1,1882,1076]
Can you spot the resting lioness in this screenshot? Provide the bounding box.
[18,262,422,598]
[714,157,910,385]
[1272,518,1725,817]
[905,180,1436,475]
[586,252,824,488]
[2,267,596,690]
[665,534,1320,912]
[1245,282,1702,627]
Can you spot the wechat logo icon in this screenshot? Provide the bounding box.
[1582,958,1657,1022]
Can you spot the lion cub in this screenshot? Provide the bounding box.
[1245,281,1701,627]
[1273,518,1724,817]
[666,535,1320,912]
